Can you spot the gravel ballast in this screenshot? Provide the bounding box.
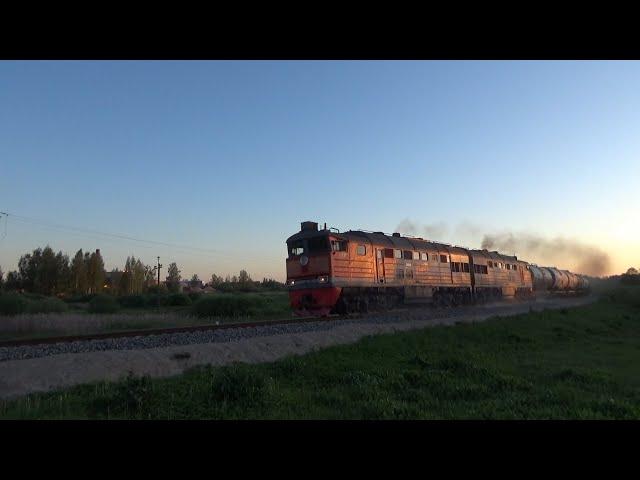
[0,295,595,400]
[0,296,591,363]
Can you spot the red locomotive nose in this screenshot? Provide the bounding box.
[289,287,342,317]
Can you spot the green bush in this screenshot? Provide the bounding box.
[188,292,203,302]
[0,293,30,316]
[191,294,269,318]
[621,274,640,286]
[88,294,121,314]
[27,297,69,314]
[167,293,192,306]
[118,295,147,308]
[23,293,47,301]
[147,284,169,295]
[604,287,640,308]
[65,294,96,303]
[144,294,169,308]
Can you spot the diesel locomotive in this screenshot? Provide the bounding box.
[286,221,589,316]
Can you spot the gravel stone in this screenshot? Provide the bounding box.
[0,295,594,363]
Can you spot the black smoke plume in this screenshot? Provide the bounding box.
[481,232,610,276]
[395,219,448,241]
[395,218,611,276]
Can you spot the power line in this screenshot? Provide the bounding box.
[0,210,284,265]
[4,211,224,254]
[0,212,7,241]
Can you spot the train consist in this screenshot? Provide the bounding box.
[286,221,590,316]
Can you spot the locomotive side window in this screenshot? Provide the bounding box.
[356,245,366,256]
[421,252,428,261]
[487,261,493,268]
[506,264,511,270]
[474,264,488,274]
[394,249,402,259]
[432,254,439,262]
[384,248,394,258]
[463,263,470,273]
[331,240,347,252]
[440,254,448,263]
[403,250,412,260]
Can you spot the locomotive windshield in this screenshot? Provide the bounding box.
[308,236,329,253]
[288,240,304,257]
[288,236,330,258]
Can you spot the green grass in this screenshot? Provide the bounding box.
[2,288,640,419]
[191,292,291,320]
[0,292,292,342]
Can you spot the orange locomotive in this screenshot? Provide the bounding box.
[286,221,588,316]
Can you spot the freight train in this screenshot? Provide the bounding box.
[286,221,590,316]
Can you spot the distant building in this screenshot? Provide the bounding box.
[105,270,123,290]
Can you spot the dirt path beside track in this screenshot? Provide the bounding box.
[0,295,595,400]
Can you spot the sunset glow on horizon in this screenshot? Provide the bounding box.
[1,61,638,281]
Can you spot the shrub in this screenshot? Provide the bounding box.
[0,293,29,316]
[191,294,269,318]
[167,293,192,306]
[188,292,203,302]
[605,287,640,308]
[620,274,640,286]
[147,284,169,295]
[118,295,147,308]
[65,293,96,303]
[27,297,69,314]
[88,294,121,314]
[23,293,47,301]
[144,294,169,308]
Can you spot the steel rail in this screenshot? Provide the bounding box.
[0,313,364,349]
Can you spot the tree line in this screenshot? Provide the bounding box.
[0,246,284,296]
[0,246,105,296]
[165,263,284,293]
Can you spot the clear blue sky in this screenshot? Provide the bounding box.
[1,61,638,280]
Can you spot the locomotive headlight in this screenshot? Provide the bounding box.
[287,279,295,286]
[317,275,328,283]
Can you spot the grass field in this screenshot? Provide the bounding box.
[0,291,292,342]
[1,286,639,419]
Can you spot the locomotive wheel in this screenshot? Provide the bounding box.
[378,295,388,311]
[359,298,369,313]
[335,297,348,315]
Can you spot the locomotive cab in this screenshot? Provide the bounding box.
[286,221,343,316]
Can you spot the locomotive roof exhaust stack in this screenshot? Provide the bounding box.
[392,232,401,237]
[301,221,318,232]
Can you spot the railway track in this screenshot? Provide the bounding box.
[0,313,366,349]
[0,294,588,351]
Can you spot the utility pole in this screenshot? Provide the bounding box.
[156,256,163,286]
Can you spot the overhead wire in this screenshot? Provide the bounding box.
[0,211,284,267]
